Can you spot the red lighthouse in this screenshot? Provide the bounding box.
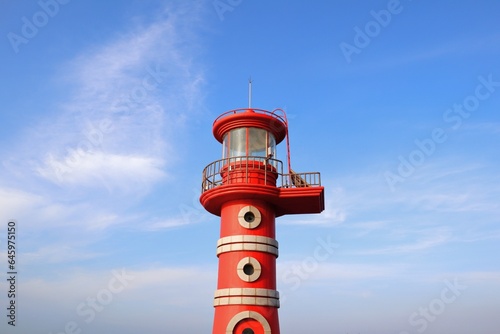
[200,106,324,334]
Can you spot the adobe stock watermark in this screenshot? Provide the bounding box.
[180,187,209,225]
[399,278,467,334]
[52,64,168,184]
[49,269,134,334]
[212,0,244,21]
[339,0,412,64]
[280,235,339,304]
[7,0,71,54]
[384,74,500,191]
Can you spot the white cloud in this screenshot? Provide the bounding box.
[145,217,192,231]
[460,122,500,134]
[0,187,43,219]
[0,12,209,305]
[279,184,347,226]
[280,261,400,282]
[314,262,400,280]
[3,1,205,196]
[0,2,206,236]
[0,184,131,231]
[0,263,215,332]
[459,271,500,283]
[356,233,451,255]
[341,32,500,72]
[21,244,104,264]
[37,152,165,192]
[352,160,497,219]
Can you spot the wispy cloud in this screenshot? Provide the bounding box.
[20,243,104,264]
[145,217,193,231]
[2,5,206,194]
[356,232,451,255]
[0,265,215,333]
[33,6,205,192]
[1,1,206,221]
[314,262,402,280]
[283,157,499,268]
[453,229,500,243]
[460,122,500,134]
[37,152,166,193]
[279,183,347,226]
[345,220,391,237]
[370,160,497,215]
[0,3,208,283]
[337,32,500,74]
[459,271,500,283]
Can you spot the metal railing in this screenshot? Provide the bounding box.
[282,170,322,189]
[201,156,321,193]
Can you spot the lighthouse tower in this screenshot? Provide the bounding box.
[200,107,324,334]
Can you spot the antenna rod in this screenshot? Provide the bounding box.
[248,77,252,108]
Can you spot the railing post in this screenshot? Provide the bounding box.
[245,157,248,184]
[264,157,267,185]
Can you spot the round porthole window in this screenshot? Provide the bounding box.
[244,211,255,223]
[243,263,254,275]
[237,257,261,282]
[238,206,261,229]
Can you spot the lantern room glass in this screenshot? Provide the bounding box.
[222,127,276,160]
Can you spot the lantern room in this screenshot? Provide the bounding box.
[222,127,276,160]
[212,109,287,149]
[211,108,288,187]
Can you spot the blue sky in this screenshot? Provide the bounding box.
[1,0,499,333]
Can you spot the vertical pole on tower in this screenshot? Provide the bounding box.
[248,77,252,108]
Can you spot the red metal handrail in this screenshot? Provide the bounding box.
[201,156,321,193]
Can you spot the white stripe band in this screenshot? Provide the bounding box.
[214,288,280,307]
[217,242,278,257]
[216,235,279,257]
[214,288,279,298]
[217,235,278,248]
[214,296,280,308]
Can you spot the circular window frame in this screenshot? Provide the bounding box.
[225,311,272,334]
[237,257,262,282]
[238,206,262,229]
